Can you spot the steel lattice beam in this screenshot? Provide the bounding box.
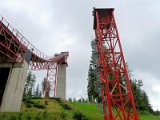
[45,63,58,98]
[93,8,139,120]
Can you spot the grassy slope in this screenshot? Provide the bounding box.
[140,113,160,120]
[0,99,73,120]
[69,102,160,120]
[0,99,160,120]
[69,102,104,120]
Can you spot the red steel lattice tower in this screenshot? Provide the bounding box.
[45,63,58,98]
[93,8,139,120]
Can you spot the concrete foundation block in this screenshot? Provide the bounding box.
[0,61,28,112]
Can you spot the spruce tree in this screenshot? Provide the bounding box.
[41,77,45,97]
[130,79,154,114]
[23,71,36,98]
[87,39,101,103]
[35,84,39,98]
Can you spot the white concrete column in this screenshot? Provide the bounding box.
[0,61,28,112]
[56,64,66,100]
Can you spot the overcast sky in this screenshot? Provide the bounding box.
[0,0,160,111]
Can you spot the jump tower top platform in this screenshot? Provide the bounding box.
[0,15,69,112]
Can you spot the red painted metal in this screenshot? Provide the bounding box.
[93,8,139,120]
[0,15,69,98]
[0,15,50,64]
[44,52,69,98]
[45,63,57,98]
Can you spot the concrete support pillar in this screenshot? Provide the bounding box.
[0,61,28,112]
[56,64,66,100]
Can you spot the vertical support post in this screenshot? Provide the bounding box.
[56,64,66,100]
[45,63,57,98]
[0,61,28,112]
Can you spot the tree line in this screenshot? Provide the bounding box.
[23,71,49,99]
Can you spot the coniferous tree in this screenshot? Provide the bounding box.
[130,79,155,114]
[87,65,99,102]
[34,84,40,98]
[39,91,42,98]
[23,71,36,98]
[41,77,51,98]
[87,39,101,103]
[41,77,46,97]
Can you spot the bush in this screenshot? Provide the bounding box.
[42,111,48,119]
[2,114,6,118]
[26,99,34,104]
[34,103,46,109]
[54,98,71,110]
[9,116,16,120]
[35,116,41,120]
[35,112,41,120]
[32,97,42,99]
[140,111,151,115]
[45,100,48,105]
[22,97,27,101]
[53,98,61,103]
[62,104,71,110]
[26,103,32,108]
[26,115,32,120]
[22,96,31,102]
[24,98,34,108]
[18,112,23,120]
[60,111,66,120]
[73,112,88,120]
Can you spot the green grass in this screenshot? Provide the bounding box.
[0,99,160,120]
[69,102,104,120]
[69,102,160,120]
[140,112,160,120]
[0,99,73,120]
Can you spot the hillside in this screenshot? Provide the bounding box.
[0,98,160,120]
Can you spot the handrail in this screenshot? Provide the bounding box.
[0,15,51,61]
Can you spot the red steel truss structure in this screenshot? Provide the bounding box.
[45,53,68,98]
[0,15,69,98]
[93,8,139,120]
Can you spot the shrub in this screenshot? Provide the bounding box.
[42,111,48,119]
[22,97,27,101]
[140,111,150,115]
[45,100,48,105]
[22,95,30,102]
[54,98,61,103]
[35,116,41,120]
[60,111,66,120]
[26,103,32,108]
[34,103,46,109]
[26,99,34,104]
[9,116,16,120]
[32,97,42,99]
[2,114,6,118]
[18,112,23,120]
[62,104,71,110]
[54,98,71,110]
[73,112,88,120]
[26,115,32,120]
[24,98,34,108]
[35,112,41,120]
